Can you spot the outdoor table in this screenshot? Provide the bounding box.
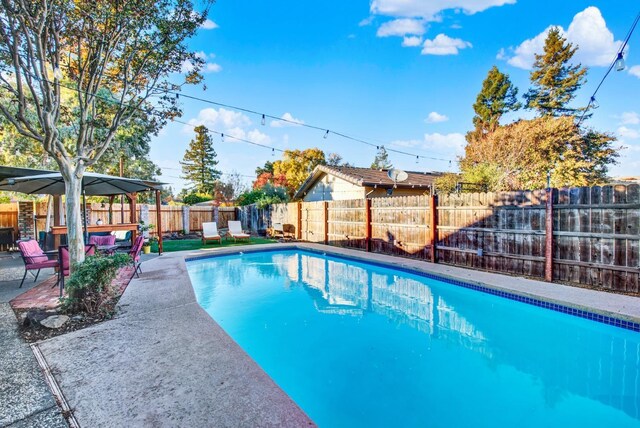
[97,244,118,255]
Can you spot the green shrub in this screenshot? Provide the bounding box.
[183,192,212,205]
[61,253,130,315]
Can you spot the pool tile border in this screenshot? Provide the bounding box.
[186,246,640,333]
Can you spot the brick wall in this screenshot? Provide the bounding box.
[17,201,35,239]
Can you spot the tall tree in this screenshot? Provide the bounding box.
[181,125,221,194]
[255,161,274,177]
[272,148,326,195]
[0,0,210,265]
[460,116,618,190]
[471,66,521,136]
[371,146,392,169]
[524,28,587,116]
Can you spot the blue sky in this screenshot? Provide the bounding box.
[151,0,640,191]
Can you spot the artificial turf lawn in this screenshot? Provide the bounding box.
[151,237,277,253]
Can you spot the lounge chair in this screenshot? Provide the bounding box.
[58,244,96,296]
[227,221,251,242]
[202,222,222,245]
[271,223,285,238]
[17,239,59,288]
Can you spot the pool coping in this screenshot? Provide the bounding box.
[186,243,640,332]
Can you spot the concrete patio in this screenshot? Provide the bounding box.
[3,243,639,427]
[0,252,67,427]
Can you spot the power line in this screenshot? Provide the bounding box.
[577,11,640,126]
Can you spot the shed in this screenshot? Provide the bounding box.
[294,165,442,201]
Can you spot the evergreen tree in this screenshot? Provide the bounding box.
[471,66,521,135]
[371,146,392,169]
[180,125,221,194]
[524,28,587,116]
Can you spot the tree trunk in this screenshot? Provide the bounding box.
[64,174,86,268]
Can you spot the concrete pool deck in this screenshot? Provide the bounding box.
[33,243,640,427]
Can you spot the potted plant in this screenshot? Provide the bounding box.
[138,221,155,254]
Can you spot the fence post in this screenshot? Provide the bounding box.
[429,195,438,263]
[297,202,302,240]
[182,205,190,234]
[545,188,554,282]
[324,201,329,245]
[365,198,372,252]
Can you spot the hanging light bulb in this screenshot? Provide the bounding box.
[175,93,180,100]
[615,52,625,71]
[590,96,599,109]
[221,133,225,142]
[261,114,266,126]
[415,155,419,164]
[271,148,275,157]
[323,130,329,139]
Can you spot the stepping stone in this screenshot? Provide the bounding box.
[40,315,70,329]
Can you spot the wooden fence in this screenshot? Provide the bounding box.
[268,184,640,294]
[3,202,236,237]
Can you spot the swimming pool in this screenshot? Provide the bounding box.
[187,249,640,427]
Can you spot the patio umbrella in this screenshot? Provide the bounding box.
[0,172,163,196]
[0,172,165,241]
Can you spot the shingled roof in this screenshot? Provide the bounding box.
[294,165,442,199]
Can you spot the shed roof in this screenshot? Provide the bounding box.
[294,165,442,199]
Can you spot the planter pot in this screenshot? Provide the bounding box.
[142,245,151,254]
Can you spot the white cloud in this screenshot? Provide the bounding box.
[423,132,466,154]
[204,63,222,73]
[425,111,449,123]
[185,108,251,133]
[247,129,272,145]
[181,52,221,74]
[359,16,374,26]
[450,23,462,29]
[402,36,423,47]
[620,112,640,125]
[370,0,515,21]
[201,19,218,30]
[505,7,623,70]
[390,139,422,148]
[618,126,640,140]
[629,65,640,78]
[496,47,506,60]
[270,112,305,128]
[377,18,426,37]
[421,34,471,55]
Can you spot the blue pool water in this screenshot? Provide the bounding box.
[187,250,640,427]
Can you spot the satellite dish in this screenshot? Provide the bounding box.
[387,168,408,183]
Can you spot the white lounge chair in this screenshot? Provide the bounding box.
[271,222,285,238]
[202,222,222,245]
[227,221,250,242]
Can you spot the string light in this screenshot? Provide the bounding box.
[615,52,625,71]
[0,46,454,164]
[221,133,224,142]
[271,148,275,157]
[577,11,640,126]
[415,155,419,164]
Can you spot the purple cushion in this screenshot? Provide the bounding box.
[19,240,47,264]
[89,235,116,246]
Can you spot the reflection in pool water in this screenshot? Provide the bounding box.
[188,250,640,428]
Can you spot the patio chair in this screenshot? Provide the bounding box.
[17,239,59,288]
[129,235,145,278]
[58,244,96,296]
[202,222,222,245]
[89,234,116,247]
[227,221,251,242]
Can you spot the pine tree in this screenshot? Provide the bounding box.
[471,66,521,135]
[180,125,221,194]
[371,146,392,169]
[524,27,587,116]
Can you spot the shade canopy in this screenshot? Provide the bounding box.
[0,171,164,196]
